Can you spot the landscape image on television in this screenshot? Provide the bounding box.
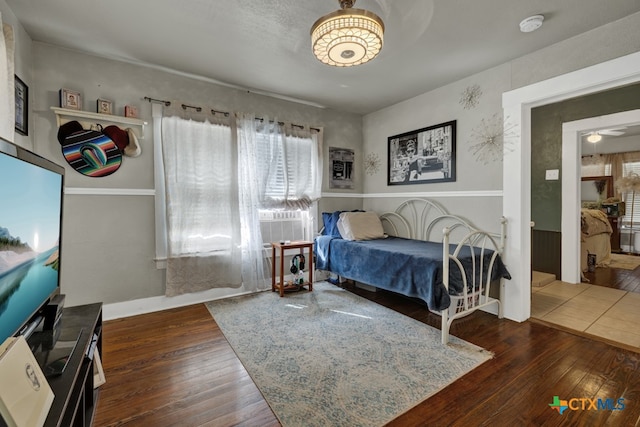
[0,151,63,342]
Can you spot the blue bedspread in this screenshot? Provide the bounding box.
[315,236,511,312]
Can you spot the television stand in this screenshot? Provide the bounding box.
[28,303,103,427]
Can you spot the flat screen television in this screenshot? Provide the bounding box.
[0,137,64,345]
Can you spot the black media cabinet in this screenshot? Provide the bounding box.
[28,303,103,427]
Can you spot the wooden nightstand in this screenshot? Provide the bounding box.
[271,241,314,297]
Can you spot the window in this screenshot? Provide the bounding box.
[582,152,640,227]
[153,107,322,277]
[621,161,640,227]
[246,121,322,210]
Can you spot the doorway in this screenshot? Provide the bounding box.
[501,51,640,323]
[561,110,640,283]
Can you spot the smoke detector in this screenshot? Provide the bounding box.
[519,15,544,33]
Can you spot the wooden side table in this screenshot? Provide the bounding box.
[271,240,314,297]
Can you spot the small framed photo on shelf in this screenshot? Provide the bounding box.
[124,105,139,118]
[14,75,28,136]
[59,88,82,110]
[96,98,114,115]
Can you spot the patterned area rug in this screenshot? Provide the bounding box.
[609,253,640,270]
[205,282,492,427]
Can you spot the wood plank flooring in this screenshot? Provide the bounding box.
[582,260,640,293]
[94,284,640,427]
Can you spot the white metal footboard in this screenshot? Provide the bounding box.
[325,198,507,346]
[441,216,507,344]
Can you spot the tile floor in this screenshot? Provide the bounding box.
[531,279,640,350]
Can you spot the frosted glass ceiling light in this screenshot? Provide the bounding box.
[311,0,384,67]
[587,132,602,143]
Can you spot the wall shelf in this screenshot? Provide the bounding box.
[51,107,147,139]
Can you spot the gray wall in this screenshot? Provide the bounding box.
[531,83,640,231]
[362,12,640,235]
[5,0,640,309]
[30,43,363,306]
[362,63,510,234]
[0,0,32,148]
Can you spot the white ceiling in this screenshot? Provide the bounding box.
[6,0,640,114]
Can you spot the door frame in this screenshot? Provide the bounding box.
[562,110,640,283]
[502,51,640,322]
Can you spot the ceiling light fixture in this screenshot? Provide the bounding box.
[587,132,602,143]
[310,0,384,67]
[519,15,544,33]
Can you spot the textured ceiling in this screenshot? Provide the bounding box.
[6,0,640,114]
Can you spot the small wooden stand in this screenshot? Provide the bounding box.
[271,241,314,297]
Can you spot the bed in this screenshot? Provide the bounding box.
[315,198,511,344]
[580,208,612,272]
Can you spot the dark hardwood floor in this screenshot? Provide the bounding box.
[582,259,640,293]
[94,284,640,427]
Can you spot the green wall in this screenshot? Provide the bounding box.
[531,83,640,231]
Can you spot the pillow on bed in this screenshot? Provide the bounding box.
[321,210,364,237]
[337,211,386,241]
[321,211,343,237]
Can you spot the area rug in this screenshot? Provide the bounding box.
[609,253,640,270]
[205,281,492,427]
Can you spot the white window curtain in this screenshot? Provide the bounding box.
[0,15,15,141]
[235,113,269,292]
[161,116,242,296]
[158,111,322,296]
[235,113,323,291]
[236,113,323,210]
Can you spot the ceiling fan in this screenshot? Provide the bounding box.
[582,127,627,143]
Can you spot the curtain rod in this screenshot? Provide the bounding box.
[144,96,171,106]
[181,103,202,112]
[145,96,320,132]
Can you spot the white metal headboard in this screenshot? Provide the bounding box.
[379,198,493,246]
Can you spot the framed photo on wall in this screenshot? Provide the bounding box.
[329,147,354,189]
[387,120,456,185]
[14,75,28,136]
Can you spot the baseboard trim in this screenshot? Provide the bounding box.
[103,281,501,320]
[102,287,258,321]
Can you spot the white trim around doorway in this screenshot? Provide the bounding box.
[502,51,640,323]
[562,110,640,283]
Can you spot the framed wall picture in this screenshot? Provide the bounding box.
[96,98,114,115]
[60,88,82,110]
[329,147,354,189]
[14,75,28,136]
[387,120,456,185]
